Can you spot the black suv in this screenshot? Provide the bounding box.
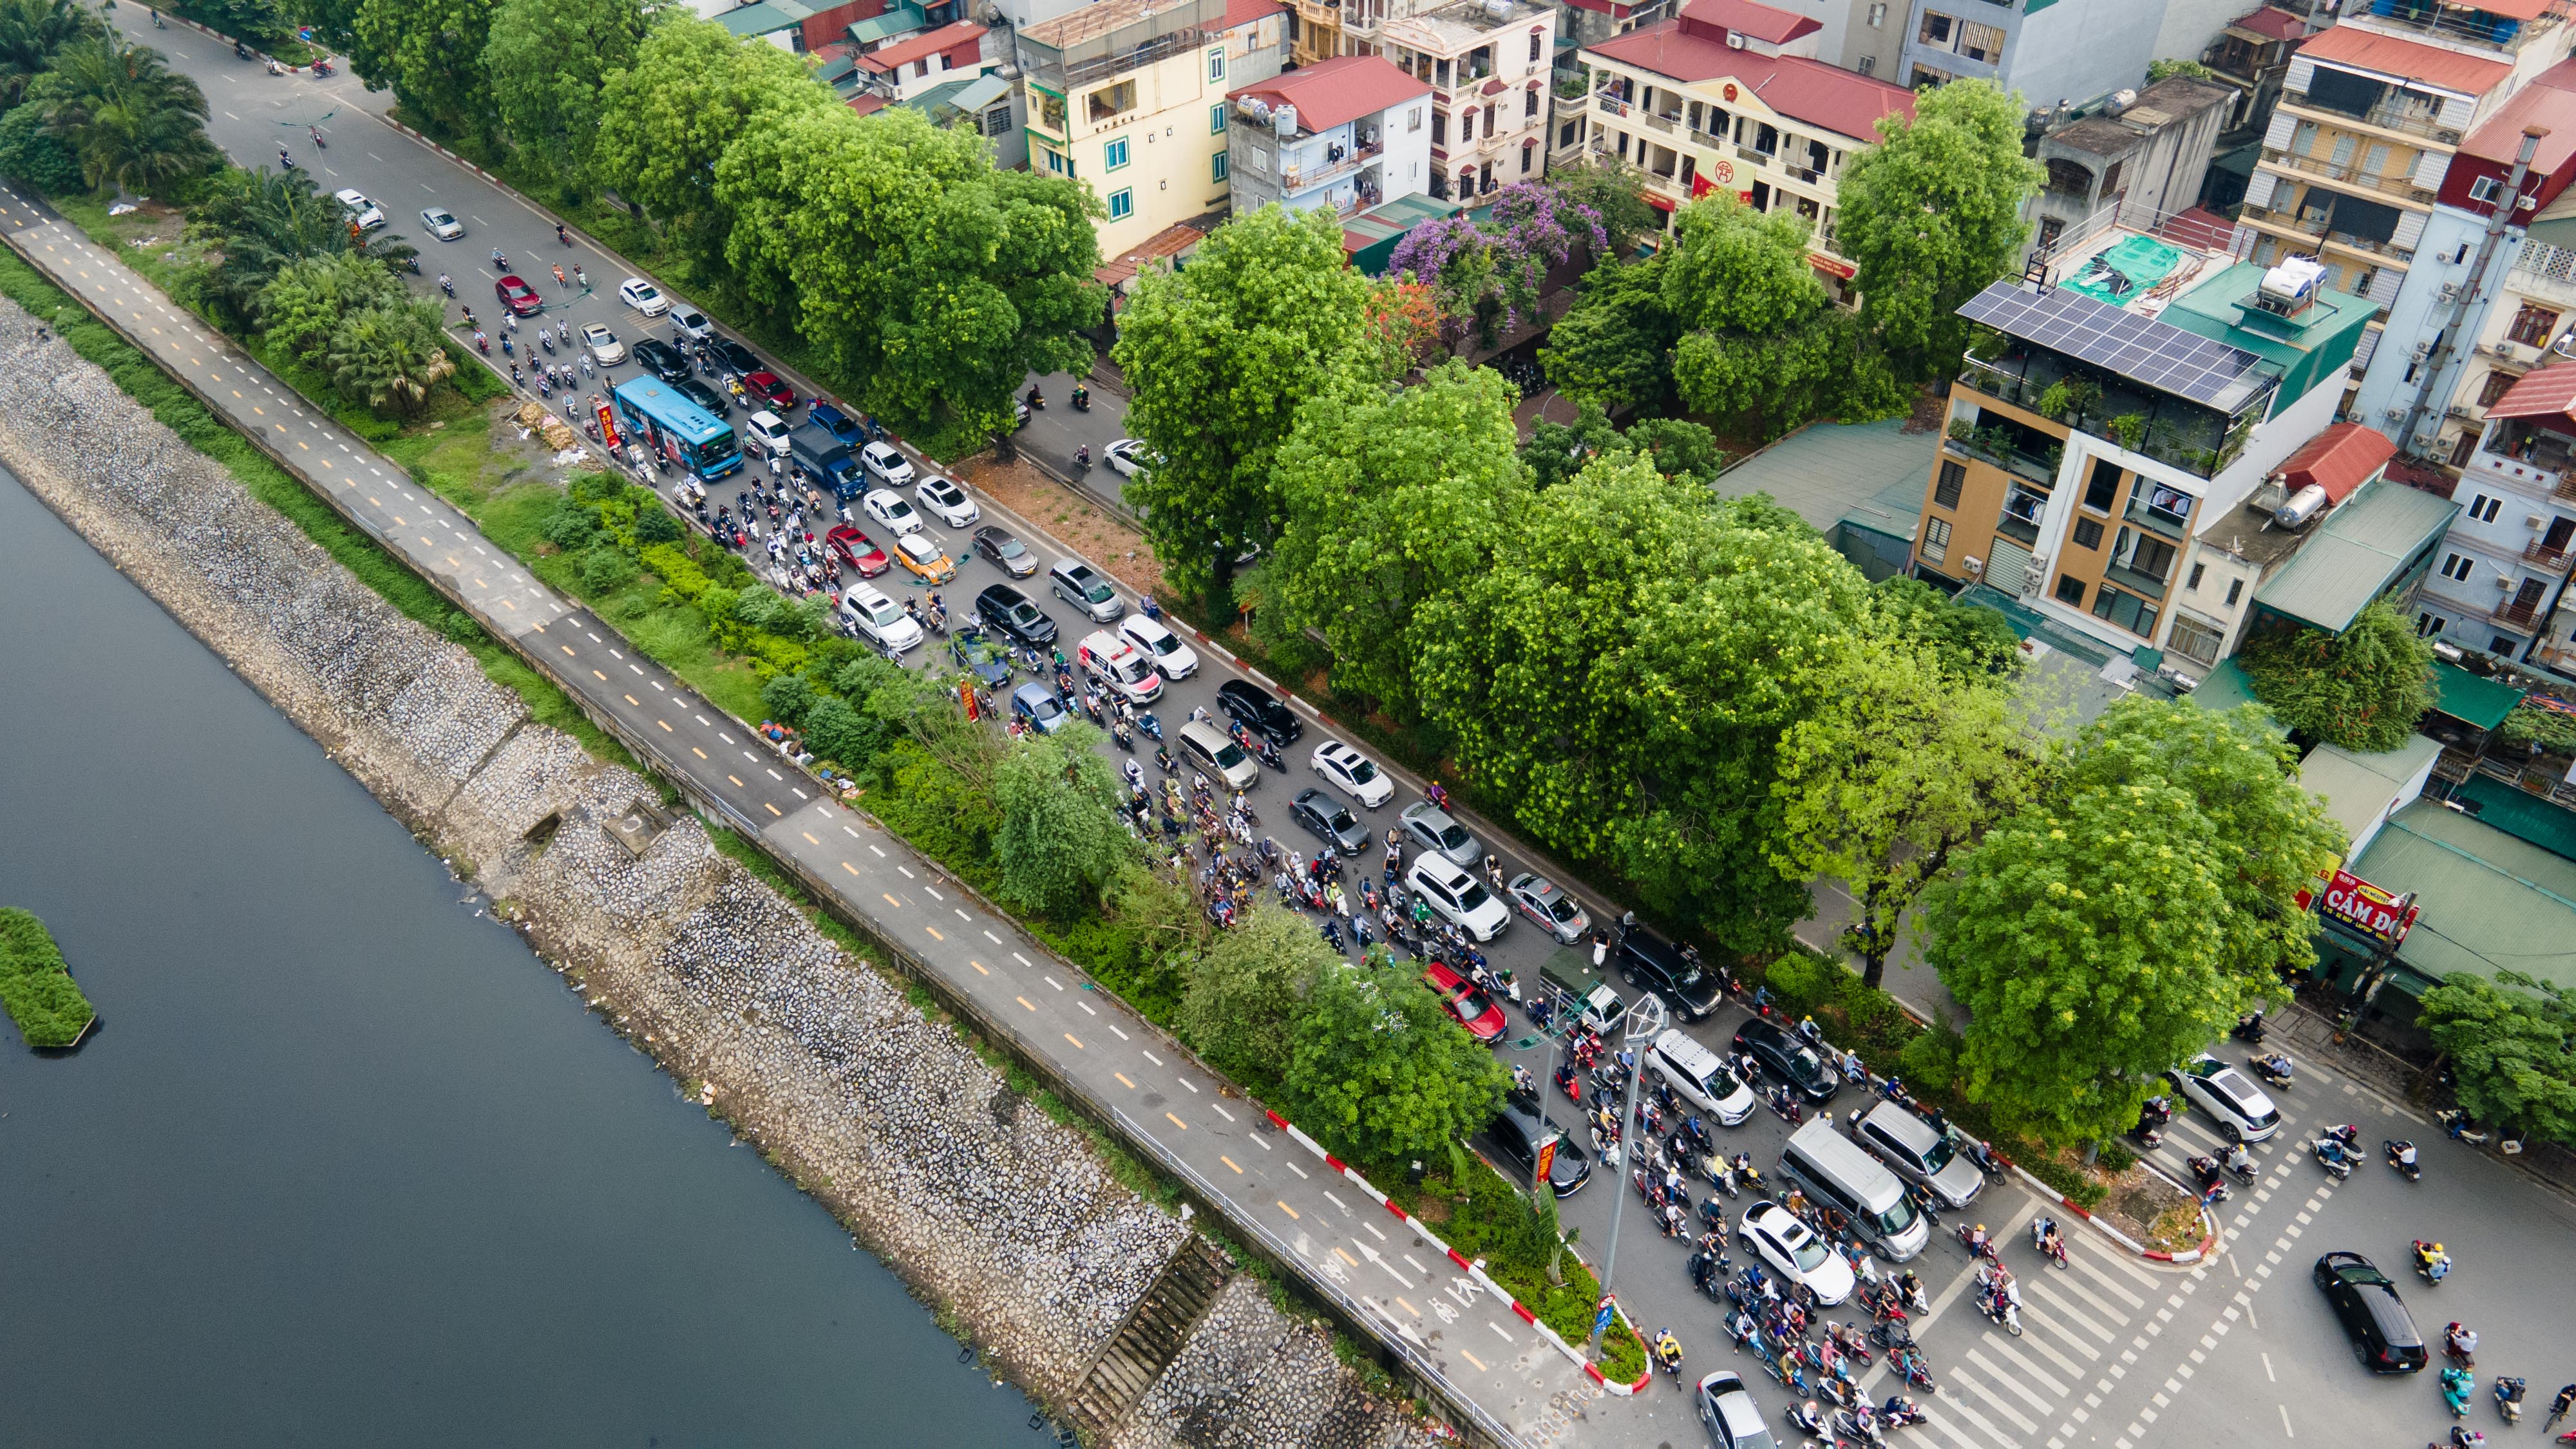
[973,584,1056,648]
[1217,679,1302,746]
[1615,925,1722,1021]
[1732,1019,1841,1104]
[2313,1252,2427,1373]
[1487,1092,1591,1197]
[632,336,688,384]
[674,376,731,416]
[710,337,761,379]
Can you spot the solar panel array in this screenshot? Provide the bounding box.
[1960,283,2277,412]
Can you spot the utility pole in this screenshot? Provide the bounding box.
[1586,992,1668,1360]
[2398,126,2548,455]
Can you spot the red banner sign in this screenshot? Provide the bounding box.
[1535,1136,1558,1185]
[2318,867,2418,946]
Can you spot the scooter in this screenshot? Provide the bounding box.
[308,126,325,149]
[2436,1108,2490,1145]
[2387,1139,2423,1182]
[439,274,455,298]
[2031,1217,2069,1269]
[310,59,334,76]
[2497,1378,2526,1425]
[1071,384,1091,412]
[2233,1009,2268,1046]
[2413,1240,2450,1285]
[2443,1366,2476,1418]
[539,330,556,354]
[2312,1137,2354,1180]
[2251,1053,2294,1089]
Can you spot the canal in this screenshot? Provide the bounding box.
[0,466,1055,1446]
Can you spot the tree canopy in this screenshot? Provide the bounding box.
[2237,599,2436,753]
[991,721,1136,918]
[351,0,501,144]
[482,0,655,189]
[24,37,218,196]
[0,0,101,113]
[2416,971,2576,1146]
[1281,963,1511,1164]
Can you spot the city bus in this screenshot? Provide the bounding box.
[611,377,743,482]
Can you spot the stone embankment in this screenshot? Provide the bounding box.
[0,299,1432,1449]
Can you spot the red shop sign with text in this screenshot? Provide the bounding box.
[2318,867,2419,946]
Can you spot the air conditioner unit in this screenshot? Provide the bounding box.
[1964,556,1985,576]
[2497,574,2515,589]
[2530,515,2548,529]
[1725,30,1745,47]
[2384,406,2407,423]
[2412,340,2434,361]
[2439,283,2463,303]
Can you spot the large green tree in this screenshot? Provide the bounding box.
[1174,904,1332,1089]
[188,166,413,323]
[594,13,831,276]
[1835,79,2043,384]
[1539,253,1679,414]
[990,721,1135,918]
[1772,647,2031,987]
[1519,400,1727,491]
[258,249,408,359]
[326,298,455,415]
[1113,204,1380,602]
[1282,963,1511,1164]
[1268,360,1529,720]
[1539,156,1661,258]
[0,0,101,113]
[716,103,1100,446]
[1870,575,2025,683]
[2416,971,2576,1146]
[351,0,501,144]
[1663,194,1854,437]
[482,0,655,187]
[2237,598,2436,752]
[25,37,218,196]
[1922,775,2239,1146]
[1416,455,1872,952]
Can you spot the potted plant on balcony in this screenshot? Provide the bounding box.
[2106,413,2148,451]
[1947,417,1975,445]
[2036,375,2098,424]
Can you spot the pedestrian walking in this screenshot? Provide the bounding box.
[1591,930,1609,971]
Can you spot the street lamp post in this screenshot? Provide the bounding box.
[1586,992,1669,1359]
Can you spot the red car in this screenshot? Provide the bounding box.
[495,274,543,316]
[826,524,888,577]
[1422,963,1506,1044]
[745,369,795,410]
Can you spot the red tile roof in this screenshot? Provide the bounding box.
[848,93,892,116]
[1229,55,1430,134]
[1676,0,1822,45]
[2295,21,2510,99]
[1584,23,1913,140]
[858,20,984,72]
[2490,361,2576,421]
[1222,0,1285,29]
[2230,6,2308,41]
[2155,205,2239,252]
[2274,421,2395,504]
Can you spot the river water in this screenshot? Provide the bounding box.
[0,468,1054,1447]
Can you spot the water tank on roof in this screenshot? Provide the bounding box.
[2103,87,2137,117]
[1243,97,1269,119]
[1484,0,1511,18]
[2254,255,2327,317]
[2273,483,2331,529]
[1274,102,1298,135]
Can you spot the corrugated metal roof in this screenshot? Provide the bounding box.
[2295,20,2511,99]
[2253,478,2458,632]
[717,0,819,35]
[1714,416,1931,533]
[2274,420,2396,504]
[2347,800,2576,991]
[2300,734,2442,847]
[2429,658,2525,730]
[2486,360,2576,420]
[849,3,925,44]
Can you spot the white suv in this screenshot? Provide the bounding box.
[860,440,913,488]
[1119,614,1198,680]
[838,582,922,655]
[1405,854,1511,942]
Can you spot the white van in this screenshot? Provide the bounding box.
[1779,1118,1929,1262]
[1178,720,1258,792]
[1406,854,1511,943]
[1648,1028,1756,1126]
[1077,630,1162,704]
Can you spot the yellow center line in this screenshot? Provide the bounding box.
[624,694,639,706]
[1396,1296,1422,1318]
[763,802,781,817]
[1063,1032,1084,1049]
[1335,1247,1359,1267]
[1115,1072,1136,1089]
[1220,1155,1243,1175]
[1164,1112,1187,1131]
[1461,1349,1488,1372]
[691,747,706,759]
[231,390,242,397]
[842,862,860,876]
[1276,1200,1300,1220]
[252,406,264,415]
[591,670,606,681]
[656,719,672,732]
[969,960,989,975]
[500,600,516,610]
[1016,996,1037,1012]
[801,832,820,845]
[298,441,308,450]
[882,893,903,909]
[727,774,744,787]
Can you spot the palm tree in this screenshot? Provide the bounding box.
[189,167,415,323]
[0,0,101,112]
[26,38,220,196]
[327,300,452,416]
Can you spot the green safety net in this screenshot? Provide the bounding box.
[2061,235,2185,308]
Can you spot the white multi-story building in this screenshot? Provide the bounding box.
[1380,0,1560,199]
[2410,365,2576,661]
[1225,55,1437,217]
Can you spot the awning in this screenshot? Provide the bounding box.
[2429,659,2525,731]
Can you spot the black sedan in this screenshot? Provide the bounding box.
[632,337,689,384]
[1218,678,1302,746]
[948,627,1013,691]
[974,584,1056,649]
[674,376,731,416]
[1487,1092,1590,1196]
[710,337,761,379]
[1733,1019,1840,1104]
[2313,1251,2427,1373]
[1615,925,1723,1020]
[1289,789,1368,855]
[972,526,1039,578]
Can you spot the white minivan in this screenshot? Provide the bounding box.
[1648,1028,1756,1126]
[744,410,793,457]
[859,440,913,488]
[1406,854,1511,943]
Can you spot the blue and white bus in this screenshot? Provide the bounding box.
[611,377,743,482]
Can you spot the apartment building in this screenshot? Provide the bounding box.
[2026,78,2235,256]
[1381,0,1560,198]
[2408,365,2576,662]
[1225,55,1437,216]
[1913,233,2380,664]
[1898,0,2164,111]
[2347,60,2576,480]
[1562,0,1915,283]
[1716,0,1908,78]
[2197,5,2321,141]
[2234,0,2576,386]
[853,21,991,102]
[1018,0,1289,258]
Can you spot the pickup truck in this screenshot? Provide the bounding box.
[790,422,866,498]
[1538,956,1627,1036]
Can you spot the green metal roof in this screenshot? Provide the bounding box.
[717,0,819,36]
[2345,800,2576,992]
[2429,659,2525,731]
[2298,734,2441,849]
[2184,658,2275,723]
[850,3,925,44]
[2452,772,2576,861]
[1837,471,1927,546]
[2252,480,2458,633]
[2163,262,2377,418]
[1717,415,1935,534]
[1345,194,1461,276]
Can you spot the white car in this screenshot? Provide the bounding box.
[1077,630,1162,704]
[744,410,793,457]
[859,440,913,488]
[670,303,715,342]
[914,475,978,528]
[1106,437,1153,478]
[1118,614,1197,680]
[1738,1200,1855,1306]
[863,488,923,535]
[332,189,384,230]
[617,277,670,316]
[1309,739,1394,808]
[1405,853,1511,943]
[578,323,625,366]
[419,205,464,241]
[838,582,922,655]
[2168,1054,2282,1143]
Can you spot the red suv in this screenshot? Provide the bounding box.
[495,274,543,317]
[745,370,795,410]
[1421,963,1506,1043]
[826,524,888,577]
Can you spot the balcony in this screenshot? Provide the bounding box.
[2494,598,2548,629]
[1595,93,1631,119]
[2525,539,2576,571]
[2239,203,2415,261]
[1280,140,1383,192]
[1944,432,2061,486]
[2277,86,2461,144]
[2104,560,2172,600]
[1958,354,2257,481]
[1736,143,1775,169]
[2125,481,2196,539]
[2261,147,2434,205]
[1642,111,1677,135]
[2344,0,2556,57]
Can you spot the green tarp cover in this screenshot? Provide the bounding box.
[2429,659,2524,731]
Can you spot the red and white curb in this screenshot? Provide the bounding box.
[1261,1109,1654,1396]
[2011,1163,2219,1265]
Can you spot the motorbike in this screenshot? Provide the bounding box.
[1025,386,1045,412]
[2497,1378,2526,1425]
[1074,444,1091,472]
[2414,1240,2450,1285]
[2233,1009,2268,1046]
[489,249,509,271]
[1135,711,1163,743]
[2387,1139,2423,1182]
[2187,1155,2231,1204]
[1553,1061,1582,1106]
[2251,1052,2294,1088]
[1891,1345,1938,1393]
[308,126,325,149]
[2312,1137,2354,1180]
[1836,1407,1888,1449]
[1978,1283,2023,1336]
[234,38,252,58]
[2032,1217,2069,1269]
[2443,1366,2476,1418]
[2446,1324,2477,1370]
[278,149,296,171]
[2436,1108,2490,1145]
[1255,737,1285,772]
[439,275,455,298]
[1954,1224,1998,1262]
[539,330,556,354]
[310,59,334,76]
[1071,384,1090,412]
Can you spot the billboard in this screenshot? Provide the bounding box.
[2318,867,2418,947]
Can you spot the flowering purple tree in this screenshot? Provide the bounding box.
[1387,180,1607,354]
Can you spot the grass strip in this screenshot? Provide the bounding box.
[0,907,94,1048]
